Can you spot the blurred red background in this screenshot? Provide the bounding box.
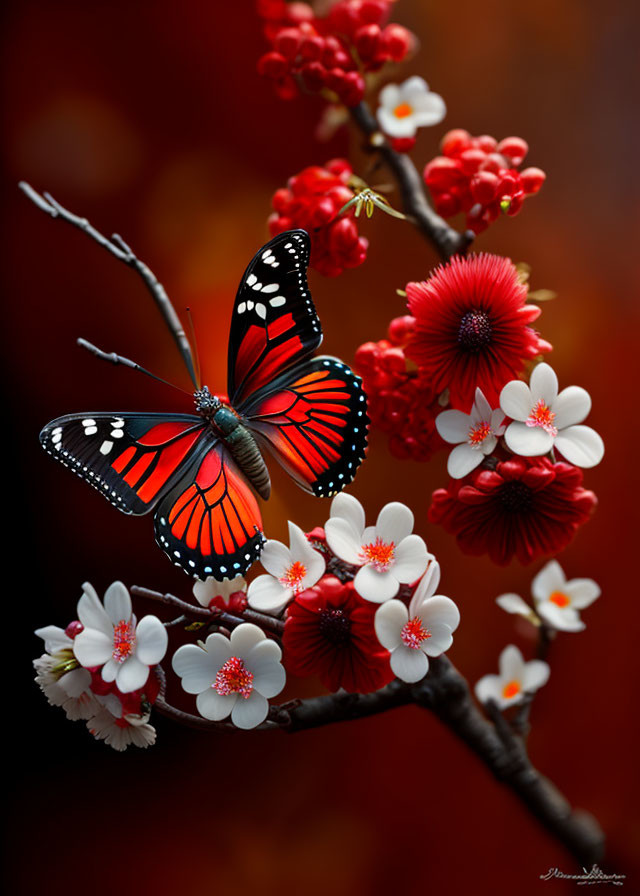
[3,1,638,894]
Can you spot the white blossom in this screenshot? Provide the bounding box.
[475,645,550,709]
[247,522,325,615]
[436,387,506,478]
[377,77,446,138]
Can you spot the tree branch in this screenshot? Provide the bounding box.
[349,102,474,261]
[18,181,198,387]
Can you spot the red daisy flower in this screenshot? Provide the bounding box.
[283,576,394,694]
[405,254,551,410]
[428,457,597,565]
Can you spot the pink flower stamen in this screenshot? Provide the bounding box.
[526,399,558,436]
[468,420,492,447]
[280,560,307,594]
[401,616,431,649]
[214,656,254,699]
[112,619,136,663]
[361,537,395,572]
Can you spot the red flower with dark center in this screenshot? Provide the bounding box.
[283,576,393,693]
[405,254,551,410]
[428,458,597,565]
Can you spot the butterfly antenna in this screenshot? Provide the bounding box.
[185,307,202,389]
[77,338,191,395]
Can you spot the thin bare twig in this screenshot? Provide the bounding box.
[19,181,198,387]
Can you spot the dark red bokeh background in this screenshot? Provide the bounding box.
[3,2,638,894]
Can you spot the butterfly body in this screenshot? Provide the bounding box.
[41,230,369,580]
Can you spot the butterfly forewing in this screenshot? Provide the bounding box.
[154,441,264,579]
[241,356,369,498]
[40,413,207,515]
[227,230,322,406]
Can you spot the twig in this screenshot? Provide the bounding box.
[349,102,473,261]
[130,585,286,636]
[18,182,198,387]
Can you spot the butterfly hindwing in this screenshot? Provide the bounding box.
[227,230,322,406]
[240,356,369,498]
[39,413,207,515]
[154,440,264,579]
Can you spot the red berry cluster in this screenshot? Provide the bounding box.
[268,158,368,276]
[423,130,546,234]
[354,315,445,462]
[257,0,415,107]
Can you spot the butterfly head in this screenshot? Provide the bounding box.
[194,385,222,418]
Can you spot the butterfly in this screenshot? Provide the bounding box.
[40,230,369,580]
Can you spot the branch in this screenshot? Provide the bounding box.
[18,182,198,387]
[349,102,473,262]
[130,585,286,636]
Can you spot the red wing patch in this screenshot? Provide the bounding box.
[243,356,369,498]
[154,442,264,579]
[40,413,207,515]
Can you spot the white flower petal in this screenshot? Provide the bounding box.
[246,638,282,669]
[59,666,92,698]
[247,574,291,615]
[447,442,484,478]
[422,621,454,656]
[498,645,525,681]
[474,388,493,422]
[409,560,441,614]
[552,386,591,429]
[116,656,149,693]
[259,539,292,578]
[537,602,585,632]
[252,661,286,699]
[104,581,132,625]
[377,108,417,138]
[193,577,216,607]
[325,517,363,565]
[230,623,265,657]
[564,578,600,609]
[374,599,408,650]
[34,625,72,654]
[555,425,604,468]
[419,596,460,633]
[354,565,399,603]
[474,673,503,705]
[530,362,558,404]
[197,688,236,721]
[171,644,217,693]
[134,615,168,665]
[402,76,429,95]
[531,560,566,601]
[73,628,113,668]
[393,535,429,583]
[376,502,414,544]
[412,93,446,125]
[496,593,533,617]
[378,83,401,108]
[390,645,429,683]
[504,421,555,457]
[231,691,269,729]
[523,660,550,692]
[500,380,533,421]
[436,409,471,444]
[329,492,365,537]
[301,547,326,589]
[77,584,112,637]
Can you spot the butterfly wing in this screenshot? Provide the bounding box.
[40,413,207,515]
[154,440,264,579]
[239,356,369,498]
[227,230,322,407]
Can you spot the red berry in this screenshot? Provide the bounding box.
[458,148,486,175]
[360,1,388,24]
[274,74,299,101]
[339,70,365,106]
[470,171,499,204]
[478,152,507,175]
[381,24,412,61]
[391,136,416,153]
[388,315,416,345]
[272,187,291,213]
[434,192,461,217]
[520,166,546,194]
[301,60,327,91]
[354,24,381,60]
[423,156,463,189]
[257,51,289,79]
[286,2,315,24]
[310,197,336,226]
[475,134,498,153]
[275,27,302,60]
[441,129,472,156]
[326,158,352,178]
[65,620,84,639]
[497,136,529,166]
[329,216,358,251]
[300,35,326,61]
